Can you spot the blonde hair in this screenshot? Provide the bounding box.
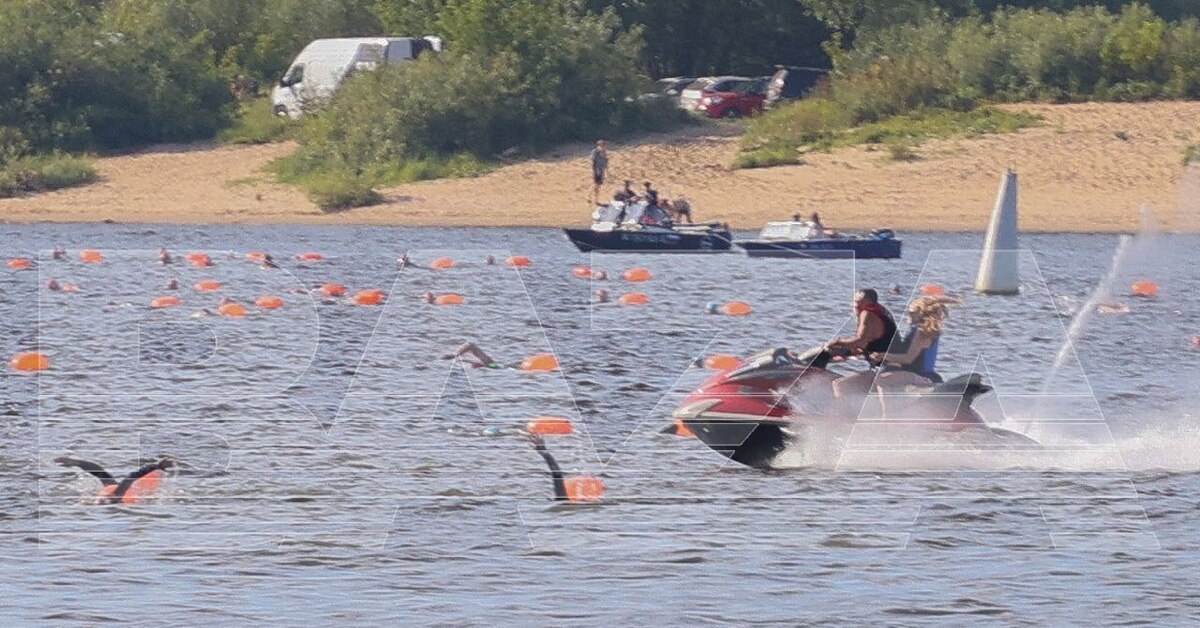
[907,296,961,334]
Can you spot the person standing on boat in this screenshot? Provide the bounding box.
[590,139,608,205]
[810,212,825,235]
[643,181,659,208]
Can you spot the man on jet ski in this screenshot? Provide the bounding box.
[825,288,897,399]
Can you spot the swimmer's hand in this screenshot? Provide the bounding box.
[526,432,547,451]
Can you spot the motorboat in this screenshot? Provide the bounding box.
[734,221,901,259]
[565,200,732,253]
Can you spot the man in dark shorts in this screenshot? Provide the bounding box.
[590,139,608,205]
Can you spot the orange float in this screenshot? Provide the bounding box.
[61,283,80,292]
[623,267,652,282]
[919,284,945,297]
[98,469,162,504]
[218,303,247,318]
[185,252,212,267]
[430,257,455,270]
[255,296,284,309]
[721,301,753,316]
[194,280,222,292]
[433,293,464,306]
[318,283,347,298]
[150,296,182,308]
[353,289,385,306]
[1192,335,1200,348]
[1130,280,1158,298]
[245,251,267,263]
[704,354,742,371]
[10,352,50,372]
[7,258,32,270]
[506,256,532,267]
[79,249,103,263]
[296,252,324,262]
[563,476,605,503]
[526,417,573,435]
[520,353,559,372]
[618,292,649,305]
[571,265,593,279]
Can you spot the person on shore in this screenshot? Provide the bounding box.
[54,455,176,505]
[590,140,608,205]
[828,289,898,400]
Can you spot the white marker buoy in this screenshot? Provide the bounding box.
[975,169,1020,294]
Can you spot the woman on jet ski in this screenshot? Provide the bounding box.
[872,296,961,389]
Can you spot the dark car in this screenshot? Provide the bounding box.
[765,66,829,108]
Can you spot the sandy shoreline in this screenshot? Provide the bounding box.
[3,102,1199,233]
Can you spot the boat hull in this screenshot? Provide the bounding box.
[736,238,902,259]
[565,227,733,253]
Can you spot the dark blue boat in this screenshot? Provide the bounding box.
[565,201,732,253]
[734,221,901,259]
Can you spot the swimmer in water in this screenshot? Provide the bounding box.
[485,255,496,265]
[46,278,62,291]
[592,270,609,281]
[166,278,180,290]
[594,289,610,304]
[51,246,67,261]
[398,252,415,268]
[54,455,175,505]
[260,253,279,269]
[450,342,504,369]
[527,433,568,501]
[157,248,173,265]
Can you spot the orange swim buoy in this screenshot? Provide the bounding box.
[432,293,464,306]
[919,284,945,297]
[623,267,652,282]
[98,469,162,504]
[79,249,103,263]
[1130,280,1158,298]
[520,353,559,372]
[296,252,324,262]
[430,257,455,270]
[255,296,284,309]
[6,258,31,270]
[353,289,385,306]
[1191,335,1200,348]
[218,303,247,318]
[185,252,212,267]
[506,256,532,267]
[150,296,182,309]
[526,417,573,435]
[61,283,80,292]
[571,265,593,279]
[194,280,222,292]
[703,354,742,371]
[563,476,605,503]
[318,283,347,298]
[618,292,649,305]
[721,301,753,316]
[10,352,50,372]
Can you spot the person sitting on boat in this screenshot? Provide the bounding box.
[641,203,673,228]
[810,212,825,235]
[871,296,960,388]
[827,288,898,400]
[613,180,636,202]
[667,197,694,224]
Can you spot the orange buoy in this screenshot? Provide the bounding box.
[721,301,753,316]
[1191,335,1200,348]
[79,249,103,263]
[704,354,742,371]
[506,256,532,267]
[673,418,696,438]
[353,289,384,306]
[185,252,212,267]
[919,284,945,297]
[623,267,652,282]
[194,280,222,292]
[618,292,649,305]
[430,257,455,270]
[61,283,80,292]
[526,416,573,435]
[1130,280,1158,298]
[10,352,50,372]
[150,296,182,309]
[7,258,31,270]
[218,303,247,318]
[98,469,162,504]
[571,265,593,279]
[318,283,347,298]
[432,293,464,306]
[563,476,605,503]
[255,296,284,309]
[296,252,324,262]
[245,251,267,263]
[520,353,559,372]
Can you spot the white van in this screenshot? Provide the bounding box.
[272,36,443,118]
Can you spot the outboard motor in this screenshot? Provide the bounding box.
[870,228,895,240]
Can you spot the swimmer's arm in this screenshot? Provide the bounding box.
[54,456,116,486]
[529,436,567,501]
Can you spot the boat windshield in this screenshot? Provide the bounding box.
[760,221,822,240]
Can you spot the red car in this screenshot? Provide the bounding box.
[679,76,767,118]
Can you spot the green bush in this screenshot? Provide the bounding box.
[219,98,296,144]
[0,153,98,197]
[303,171,383,212]
[1184,145,1200,165]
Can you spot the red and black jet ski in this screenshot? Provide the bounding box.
[671,346,1037,469]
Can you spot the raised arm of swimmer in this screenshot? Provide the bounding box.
[528,434,568,501]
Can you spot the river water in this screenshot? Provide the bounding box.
[1,225,1198,624]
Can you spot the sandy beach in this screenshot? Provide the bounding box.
[3,101,1199,232]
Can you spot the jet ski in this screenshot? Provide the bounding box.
[671,346,1037,469]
